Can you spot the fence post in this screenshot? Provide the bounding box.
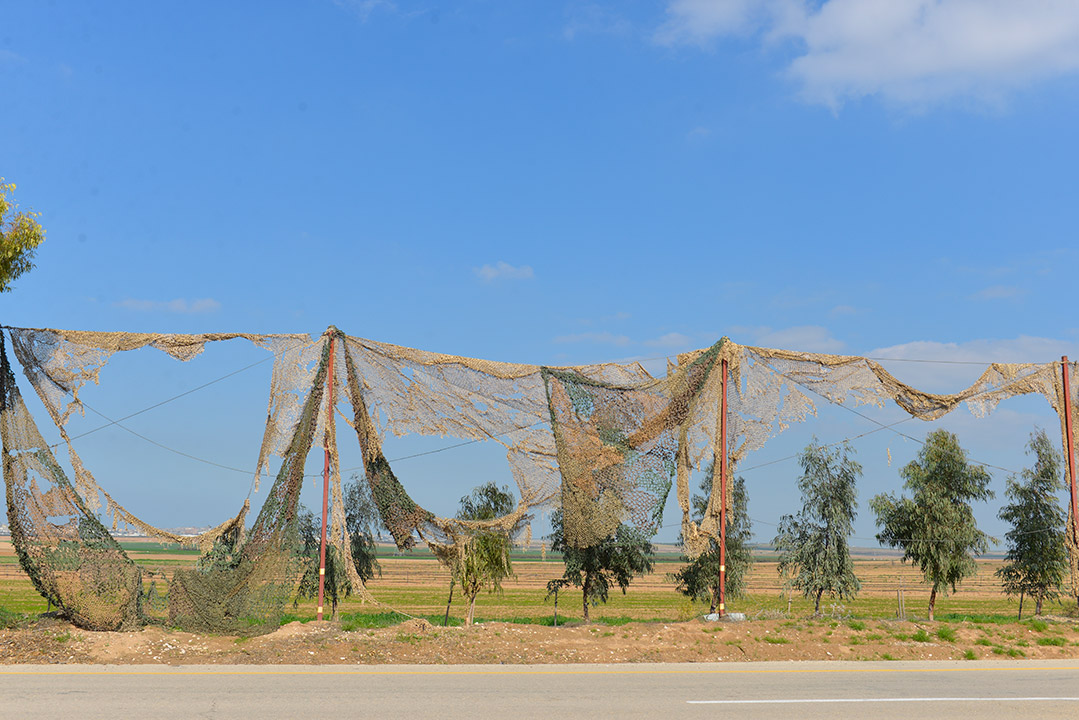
[317,332,336,621]
[1062,357,1078,547]
[719,357,728,618]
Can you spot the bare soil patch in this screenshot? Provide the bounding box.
[3,615,1078,666]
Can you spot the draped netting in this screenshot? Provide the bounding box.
[167,340,329,634]
[1,334,141,629]
[3,325,1078,630]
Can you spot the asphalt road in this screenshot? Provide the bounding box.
[2,660,1078,719]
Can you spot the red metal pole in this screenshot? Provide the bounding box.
[719,357,728,618]
[317,335,336,621]
[1062,357,1079,546]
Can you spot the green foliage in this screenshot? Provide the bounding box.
[295,507,348,617]
[871,430,993,620]
[344,473,383,583]
[0,179,46,293]
[995,429,1068,615]
[670,466,753,613]
[1028,618,1049,632]
[546,509,655,622]
[774,440,861,614]
[912,629,931,642]
[0,606,28,629]
[1037,636,1065,647]
[935,626,956,642]
[449,482,521,625]
[294,474,382,618]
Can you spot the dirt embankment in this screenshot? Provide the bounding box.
[2,614,1078,665]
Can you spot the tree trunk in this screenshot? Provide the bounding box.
[1018,591,1024,621]
[443,582,454,627]
[1036,594,1044,616]
[466,593,477,627]
[582,575,590,623]
[928,587,937,622]
[814,588,823,615]
[710,585,718,615]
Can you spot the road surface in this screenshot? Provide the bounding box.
[2,660,1078,719]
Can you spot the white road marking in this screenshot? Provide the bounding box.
[688,697,1079,704]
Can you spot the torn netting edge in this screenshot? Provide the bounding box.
[6,326,312,552]
[682,343,1069,572]
[541,340,726,548]
[167,340,329,634]
[340,334,654,558]
[0,333,141,629]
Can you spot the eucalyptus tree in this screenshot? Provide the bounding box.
[872,430,993,621]
[546,510,654,622]
[996,429,1068,617]
[670,463,753,614]
[774,440,861,615]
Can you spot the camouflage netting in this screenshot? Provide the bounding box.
[167,341,329,634]
[3,325,1078,630]
[1,334,141,629]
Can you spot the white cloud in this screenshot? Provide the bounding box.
[553,331,631,346]
[736,324,846,353]
[114,297,222,314]
[644,332,694,348]
[657,0,1079,108]
[474,261,535,282]
[969,284,1025,301]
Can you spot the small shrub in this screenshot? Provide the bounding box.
[963,649,976,660]
[935,627,956,642]
[1028,619,1049,632]
[975,638,993,647]
[912,629,931,643]
[0,607,27,629]
[847,620,866,631]
[1037,637,1066,647]
[763,636,790,645]
[880,653,897,661]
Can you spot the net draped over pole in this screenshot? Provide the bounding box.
[2,324,1077,631]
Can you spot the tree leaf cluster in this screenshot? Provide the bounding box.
[871,429,994,620]
[773,440,861,613]
[995,428,1069,615]
[294,474,383,617]
[0,180,46,293]
[447,482,523,625]
[546,509,654,622]
[670,463,753,613]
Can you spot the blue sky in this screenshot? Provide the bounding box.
[2,1,1078,547]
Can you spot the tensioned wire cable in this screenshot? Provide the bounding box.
[12,338,1077,544]
[11,327,1072,484]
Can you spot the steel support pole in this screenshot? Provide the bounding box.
[719,357,728,618]
[317,335,336,621]
[1062,357,1079,547]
